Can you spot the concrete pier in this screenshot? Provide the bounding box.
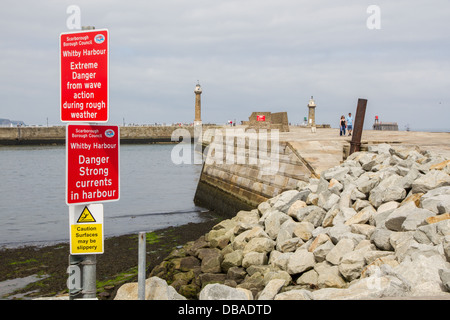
[0,126,196,145]
[282,127,450,168]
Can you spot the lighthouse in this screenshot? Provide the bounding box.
[194,82,202,126]
[307,96,316,127]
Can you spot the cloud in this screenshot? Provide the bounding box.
[0,0,449,130]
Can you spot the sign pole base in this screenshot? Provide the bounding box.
[68,254,97,299]
[81,255,97,299]
[68,254,83,300]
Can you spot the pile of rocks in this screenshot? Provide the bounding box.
[116,144,450,300]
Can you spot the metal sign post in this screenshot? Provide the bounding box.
[138,232,146,300]
[349,98,368,155]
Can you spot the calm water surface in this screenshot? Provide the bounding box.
[0,144,206,247]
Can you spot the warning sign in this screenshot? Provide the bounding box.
[77,206,96,223]
[60,29,109,122]
[69,204,103,255]
[70,224,102,254]
[66,124,120,205]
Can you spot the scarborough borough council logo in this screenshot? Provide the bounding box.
[94,34,105,44]
[104,129,115,138]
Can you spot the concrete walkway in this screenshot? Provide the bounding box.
[281,127,450,174]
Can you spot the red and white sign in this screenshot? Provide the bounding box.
[257,115,266,122]
[60,29,109,122]
[66,124,119,205]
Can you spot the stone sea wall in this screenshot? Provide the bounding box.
[0,126,66,145]
[115,143,450,300]
[0,126,195,145]
[194,138,319,216]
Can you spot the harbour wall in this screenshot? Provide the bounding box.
[194,130,323,216]
[0,126,67,145]
[0,126,197,145]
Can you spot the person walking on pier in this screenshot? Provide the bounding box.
[339,115,347,136]
[346,113,353,136]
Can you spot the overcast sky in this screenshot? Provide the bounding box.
[1,0,449,131]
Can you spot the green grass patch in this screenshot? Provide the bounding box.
[9,258,38,266]
[96,267,138,290]
[146,232,160,245]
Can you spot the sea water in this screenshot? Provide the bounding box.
[0,144,206,248]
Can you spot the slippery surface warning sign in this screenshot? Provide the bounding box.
[69,204,104,255]
[77,206,97,223]
[60,29,109,122]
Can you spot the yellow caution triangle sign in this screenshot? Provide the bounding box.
[77,206,97,223]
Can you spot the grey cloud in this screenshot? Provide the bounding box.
[0,0,448,130]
